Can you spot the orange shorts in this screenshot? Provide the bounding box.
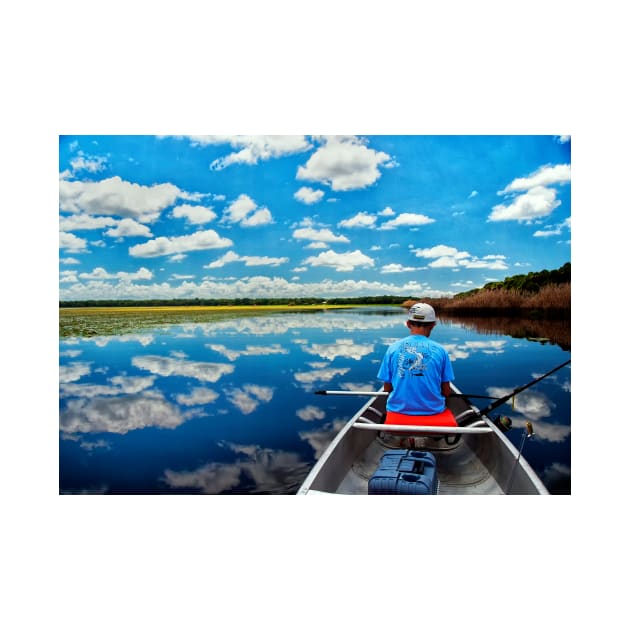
[384,408,457,427]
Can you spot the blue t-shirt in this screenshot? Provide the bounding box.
[377,334,455,415]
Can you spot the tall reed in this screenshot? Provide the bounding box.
[423,283,570,316]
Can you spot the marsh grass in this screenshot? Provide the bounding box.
[428,283,570,317]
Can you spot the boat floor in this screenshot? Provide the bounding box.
[336,434,505,495]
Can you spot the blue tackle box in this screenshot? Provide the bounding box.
[368,450,439,495]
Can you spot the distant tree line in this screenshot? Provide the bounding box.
[59,295,417,308]
[452,262,571,298]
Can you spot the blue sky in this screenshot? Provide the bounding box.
[59,135,570,301]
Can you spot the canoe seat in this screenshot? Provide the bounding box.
[385,408,457,427]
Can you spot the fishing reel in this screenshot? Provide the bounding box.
[492,415,513,433]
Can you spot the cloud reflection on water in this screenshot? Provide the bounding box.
[132,354,235,382]
[60,390,186,435]
[225,385,275,414]
[299,338,375,361]
[208,343,289,361]
[162,442,311,494]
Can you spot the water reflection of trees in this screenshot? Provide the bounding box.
[441,315,570,351]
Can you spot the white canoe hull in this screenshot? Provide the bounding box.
[297,385,548,495]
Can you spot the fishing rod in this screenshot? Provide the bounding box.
[315,390,388,396]
[315,358,570,411]
[505,421,535,494]
[315,390,500,399]
[475,358,571,418]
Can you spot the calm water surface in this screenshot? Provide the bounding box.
[59,308,571,494]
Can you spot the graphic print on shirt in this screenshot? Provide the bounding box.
[396,341,428,377]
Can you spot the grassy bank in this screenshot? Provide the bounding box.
[59,303,356,316]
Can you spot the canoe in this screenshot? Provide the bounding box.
[297,383,549,495]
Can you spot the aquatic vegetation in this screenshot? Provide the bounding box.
[59,305,350,338]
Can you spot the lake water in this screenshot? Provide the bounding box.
[59,307,571,494]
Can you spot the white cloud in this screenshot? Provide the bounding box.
[303,249,375,272]
[129,229,233,258]
[105,218,153,238]
[241,208,272,227]
[414,244,508,270]
[533,218,570,238]
[238,253,287,266]
[222,194,256,222]
[206,250,288,268]
[60,270,79,283]
[70,153,108,173]
[172,204,217,225]
[221,194,273,227]
[296,136,394,191]
[293,227,349,244]
[170,273,195,280]
[205,251,240,268]
[489,164,570,223]
[489,186,561,222]
[381,263,419,273]
[59,214,117,231]
[294,187,324,204]
[79,266,153,281]
[59,175,184,222]
[499,164,571,194]
[338,212,377,229]
[380,212,435,229]
[533,227,561,237]
[414,245,464,259]
[60,231,88,252]
[180,135,312,170]
[429,256,464,268]
[379,206,395,216]
[461,256,508,270]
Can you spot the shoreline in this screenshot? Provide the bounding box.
[58,304,382,315]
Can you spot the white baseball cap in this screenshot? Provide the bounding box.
[408,302,436,323]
